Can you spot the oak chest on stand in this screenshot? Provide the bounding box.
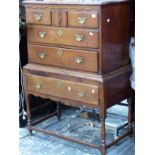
[23,0,132,154]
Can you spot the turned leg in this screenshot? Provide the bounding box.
[25,94,32,135]
[127,95,133,137]
[100,108,107,155]
[56,102,61,120]
[27,120,33,136]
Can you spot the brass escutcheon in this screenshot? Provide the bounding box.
[35,83,43,89]
[77,16,87,24]
[57,49,64,56]
[38,51,46,59]
[34,14,42,21]
[75,34,84,42]
[57,29,64,37]
[75,56,84,64]
[78,91,85,98]
[56,80,62,88]
[39,32,46,38]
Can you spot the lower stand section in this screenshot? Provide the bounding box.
[25,94,133,155]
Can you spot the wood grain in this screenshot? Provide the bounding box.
[26,74,99,105]
[26,9,52,25]
[27,25,99,48]
[68,11,99,28]
[28,44,98,73]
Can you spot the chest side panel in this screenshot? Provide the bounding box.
[101,2,130,74]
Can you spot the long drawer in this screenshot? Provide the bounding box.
[27,25,99,48]
[25,74,98,105]
[25,74,99,105]
[28,44,98,72]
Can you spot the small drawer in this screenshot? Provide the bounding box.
[28,45,98,73]
[68,11,99,28]
[26,74,99,105]
[27,25,99,48]
[26,10,51,25]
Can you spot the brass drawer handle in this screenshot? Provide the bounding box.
[75,34,84,42]
[57,29,64,37]
[75,56,84,64]
[35,83,43,89]
[39,32,46,38]
[34,14,42,21]
[56,80,62,88]
[57,49,64,56]
[78,91,85,98]
[38,51,46,59]
[77,16,87,24]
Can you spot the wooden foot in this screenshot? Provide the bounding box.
[100,104,107,155]
[99,85,107,155]
[56,102,61,120]
[127,95,133,137]
[28,127,33,136]
[101,117,106,155]
[101,140,106,155]
[27,120,33,136]
[25,94,33,135]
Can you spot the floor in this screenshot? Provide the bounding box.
[19,106,135,155]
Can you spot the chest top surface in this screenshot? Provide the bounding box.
[23,0,129,5]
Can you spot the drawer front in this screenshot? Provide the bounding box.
[26,74,99,105]
[27,26,99,48]
[26,10,51,25]
[68,11,99,28]
[28,45,98,72]
[52,9,68,27]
